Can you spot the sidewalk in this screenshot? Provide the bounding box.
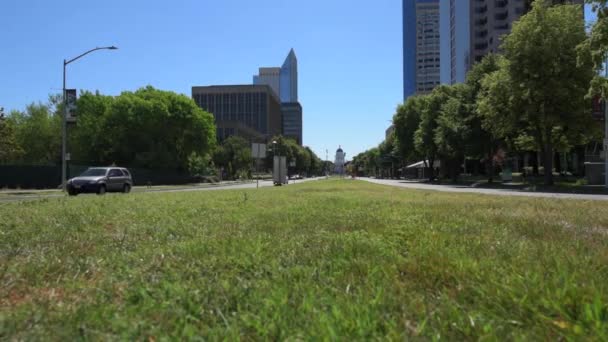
[361,178,608,201]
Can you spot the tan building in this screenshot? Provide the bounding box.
[470,0,583,64]
[441,0,583,84]
[253,67,281,98]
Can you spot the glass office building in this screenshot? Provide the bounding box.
[281,102,303,145]
[403,0,441,100]
[280,49,298,103]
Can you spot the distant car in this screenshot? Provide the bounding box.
[67,167,133,196]
[290,174,303,180]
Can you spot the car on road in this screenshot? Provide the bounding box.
[67,167,133,196]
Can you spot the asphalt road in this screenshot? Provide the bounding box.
[360,177,608,201]
[0,178,321,204]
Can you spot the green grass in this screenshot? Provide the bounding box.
[1,179,608,340]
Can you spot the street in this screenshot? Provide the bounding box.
[0,177,322,204]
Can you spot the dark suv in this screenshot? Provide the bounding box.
[67,167,133,196]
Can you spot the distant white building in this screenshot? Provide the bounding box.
[335,146,345,174]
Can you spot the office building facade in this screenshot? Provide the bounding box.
[281,102,303,145]
[440,0,583,85]
[403,0,441,100]
[192,85,282,143]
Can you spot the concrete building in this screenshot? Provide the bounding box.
[281,102,303,145]
[191,85,282,143]
[440,0,584,85]
[252,67,281,98]
[403,0,441,100]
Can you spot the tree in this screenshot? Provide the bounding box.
[414,85,455,180]
[72,86,216,170]
[377,133,400,178]
[7,103,61,165]
[0,115,23,164]
[213,136,253,179]
[433,84,470,181]
[68,91,114,164]
[393,96,424,164]
[482,1,593,185]
[305,147,323,176]
[477,62,519,182]
[456,54,507,182]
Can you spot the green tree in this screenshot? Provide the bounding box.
[304,147,323,176]
[0,115,23,164]
[393,96,424,164]
[434,84,470,181]
[72,86,216,170]
[414,85,455,180]
[68,91,114,164]
[213,136,253,180]
[7,103,61,165]
[484,1,593,185]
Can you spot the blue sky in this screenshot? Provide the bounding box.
[0,1,596,160]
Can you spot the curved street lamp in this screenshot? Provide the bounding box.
[62,46,118,191]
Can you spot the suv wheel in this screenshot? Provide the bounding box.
[123,184,131,193]
[97,185,106,195]
[68,189,78,196]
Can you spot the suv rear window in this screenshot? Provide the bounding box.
[122,169,131,177]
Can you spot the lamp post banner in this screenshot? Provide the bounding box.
[66,89,77,120]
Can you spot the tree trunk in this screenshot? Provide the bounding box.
[532,151,539,176]
[554,152,562,174]
[543,143,554,186]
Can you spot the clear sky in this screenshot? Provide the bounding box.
[0,1,597,160]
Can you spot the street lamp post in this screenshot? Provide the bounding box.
[62,46,117,191]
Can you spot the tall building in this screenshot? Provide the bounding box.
[192,85,282,143]
[440,0,584,85]
[403,0,441,100]
[254,49,303,144]
[280,49,298,103]
[254,49,299,103]
[281,102,303,145]
[252,67,281,98]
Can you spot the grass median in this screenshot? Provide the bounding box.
[1,179,608,339]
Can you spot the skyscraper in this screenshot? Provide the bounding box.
[280,49,298,103]
[440,0,584,85]
[254,49,298,102]
[254,49,302,144]
[403,0,441,100]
